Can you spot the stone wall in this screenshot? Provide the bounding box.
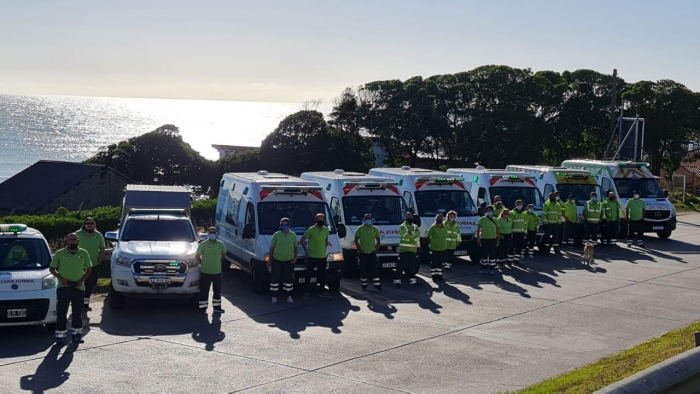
[39,169,129,214]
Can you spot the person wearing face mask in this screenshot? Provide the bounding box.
[497,209,513,268]
[477,206,500,274]
[427,214,449,282]
[493,196,504,218]
[555,192,566,246]
[603,191,622,247]
[583,192,603,244]
[300,213,332,299]
[524,204,539,259]
[196,227,227,313]
[49,233,92,345]
[625,190,646,247]
[444,210,462,272]
[76,217,106,312]
[269,218,298,304]
[354,213,381,290]
[396,212,420,288]
[563,195,578,248]
[510,200,527,266]
[542,192,562,254]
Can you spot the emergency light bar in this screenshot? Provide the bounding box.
[555,172,595,179]
[0,224,27,233]
[260,185,323,195]
[344,181,398,190]
[617,161,649,168]
[419,177,464,183]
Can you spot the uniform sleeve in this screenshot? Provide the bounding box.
[427,226,435,237]
[196,242,205,255]
[83,251,92,269]
[399,225,407,237]
[292,232,298,247]
[374,227,380,239]
[477,218,483,228]
[50,253,60,269]
[303,228,312,239]
[270,233,278,248]
[99,233,106,249]
[219,241,227,255]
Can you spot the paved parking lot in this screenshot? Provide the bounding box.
[2,214,700,393]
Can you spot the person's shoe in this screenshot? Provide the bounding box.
[375,285,383,292]
[271,297,278,305]
[410,281,420,287]
[286,296,294,304]
[213,308,225,314]
[72,334,84,344]
[303,293,310,300]
[55,337,64,346]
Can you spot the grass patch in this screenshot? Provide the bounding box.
[520,321,700,393]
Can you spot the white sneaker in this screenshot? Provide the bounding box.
[286,296,294,304]
[271,297,278,304]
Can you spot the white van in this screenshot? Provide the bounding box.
[300,169,409,271]
[368,167,480,263]
[0,224,57,331]
[446,167,545,240]
[215,171,346,293]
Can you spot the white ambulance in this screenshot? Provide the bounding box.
[561,160,677,239]
[300,169,408,272]
[0,224,57,331]
[368,167,480,264]
[446,167,545,240]
[215,171,346,293]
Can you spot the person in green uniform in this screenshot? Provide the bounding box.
[542,192,562,254]
[555,191,566,247]
[477,205,500,275]
[427,214,448,282]
[354,213,381,291]
[497,209,513,268]
[493,196,504,218]
[510,200,527,266]
[396,212,420,288]
[626,190,646,247]
[524,204,539,259]
[603,191,622,247]
[196,227,227,314]
[49,233,92,345]
[300,213,332,299]
[444,210,462,272]
[583,191,603,244]
[563,195,578,248]
[269,218,298,304]
[76,217,106,312]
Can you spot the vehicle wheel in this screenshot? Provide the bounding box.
[327,279,341,292]
[44,323,56,332]
[251,263,266,293]
[657,231,672,240]
[109,285,125,310]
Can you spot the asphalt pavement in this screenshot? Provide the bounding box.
[2,214,700,393]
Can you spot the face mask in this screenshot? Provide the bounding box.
[550,198,556,202]
[495,202,502,207]
[208,234,217,241]
[569,199,575,203]
[436,220,443,224]
[405,219,413,224]
[634,194,640,199]
[528,208,534,213]
[448,217,456,222]
[516,205,523,210]
[609,197,616,200]
[68,244,78,250]
[485,211,493,217]
[316,220,324,227]
[280,225,289,232]
[591,197,597,202]
[364,220,372,226]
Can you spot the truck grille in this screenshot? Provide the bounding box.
[0,299,50,323]
[133,260,187,275]
[645,210,671,221]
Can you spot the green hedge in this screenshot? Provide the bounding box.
[0,199,218,242]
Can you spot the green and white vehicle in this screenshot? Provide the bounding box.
[561,160,677,239]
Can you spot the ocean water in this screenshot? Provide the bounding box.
[0,94,332,182]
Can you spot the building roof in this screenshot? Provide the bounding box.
[680,149,700,177]
[211,144,258,151]
[0,160,133,212]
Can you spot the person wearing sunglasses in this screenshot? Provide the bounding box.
[76,217,106,312]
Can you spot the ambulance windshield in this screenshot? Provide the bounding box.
[489,187,544,210]
[556,184,603,206]
[257,202,337,235]
[415,191,477,217]
[0,239,51,271]
[613,178,665,199]
[342,196,407,225]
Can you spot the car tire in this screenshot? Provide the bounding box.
[657,231,672,240]
[44,323,56,332]
[109,284,125,310]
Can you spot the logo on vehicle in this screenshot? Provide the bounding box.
[11,284,18,290]
[155,264,167,271]
[386,246,393,251]
[655,211,662,218]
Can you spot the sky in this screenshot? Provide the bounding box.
[1,0,699,103]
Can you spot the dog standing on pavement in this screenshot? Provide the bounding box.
[582,241,595,266]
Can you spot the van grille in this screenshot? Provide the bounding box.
[645,210,671,221]
[133,260,187,275]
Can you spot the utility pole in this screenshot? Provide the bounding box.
[605,69,618,159]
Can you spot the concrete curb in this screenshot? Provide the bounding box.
[595,346,700,394]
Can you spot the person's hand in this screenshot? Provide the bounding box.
[326,241,332,247]
[59,278,68,287]
[476,238,481,246]
[76,280,84,288]
[496,240,500,247]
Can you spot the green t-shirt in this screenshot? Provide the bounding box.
[427,224,448,251]
[478,216,499,240]
[50,248,92,290]
[196,240,227,275]
[355,225,380,254]
[525,212,539,231]
[604,199,622,221]
[626,199,645,221]
[497,217,512,235]
[564,202,578,222]
[270,231,298,262]
[303,225,329,259]
[76,229,106,267]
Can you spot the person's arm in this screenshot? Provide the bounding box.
[374,228,380,252]
[292,237,298,265]
[97,234,106,265]
[195,243,203,264]
[300,233,309,256]
[496,225,501,246]
[326,232,331,247]
[476,223,482,245]
[268,234,276,267]
[354,229,360,250]
[77,253,92,287]
[220,242,226,263]
[49,255,69,287]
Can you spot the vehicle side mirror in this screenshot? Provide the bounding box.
[480,202,487,209]
[105,231,118,242]
[242,224,254,239]
[333,215,341,225]
[337,223,347,238]
[413,215,422,227]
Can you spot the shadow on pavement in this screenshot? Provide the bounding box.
[191,313,225,351]
[0,326,55,360]
[19,343,77,394]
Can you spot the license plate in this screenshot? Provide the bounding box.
[149,278,171,285]
[382,262,397,268]
[653,226,664,231]
[453,250,469,256]
[7,309,27,318]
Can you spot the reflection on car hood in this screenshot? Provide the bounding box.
[120,241,197,257]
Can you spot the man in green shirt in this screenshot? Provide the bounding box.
[49,233,92,345]
[427,214,448,282]
[196,227,227,314]
[354,213,381,291]
[510,200,527,266]
[444,210,462,271]
[76,217,106,312]
[563,195,578,248]
[477,205,500,275]
[583,191,603,244]
[269,218,298,304]
[396,212,420,288]
[524,204,539,259]
[300,213,332,299]
[603,191,622,247]
[626,190,646,247]
[542,192,562,254]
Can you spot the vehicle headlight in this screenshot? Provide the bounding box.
[185,258,199,268]
[116,257,132,267]
[326,253,343,262]
[42,274,58,289]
